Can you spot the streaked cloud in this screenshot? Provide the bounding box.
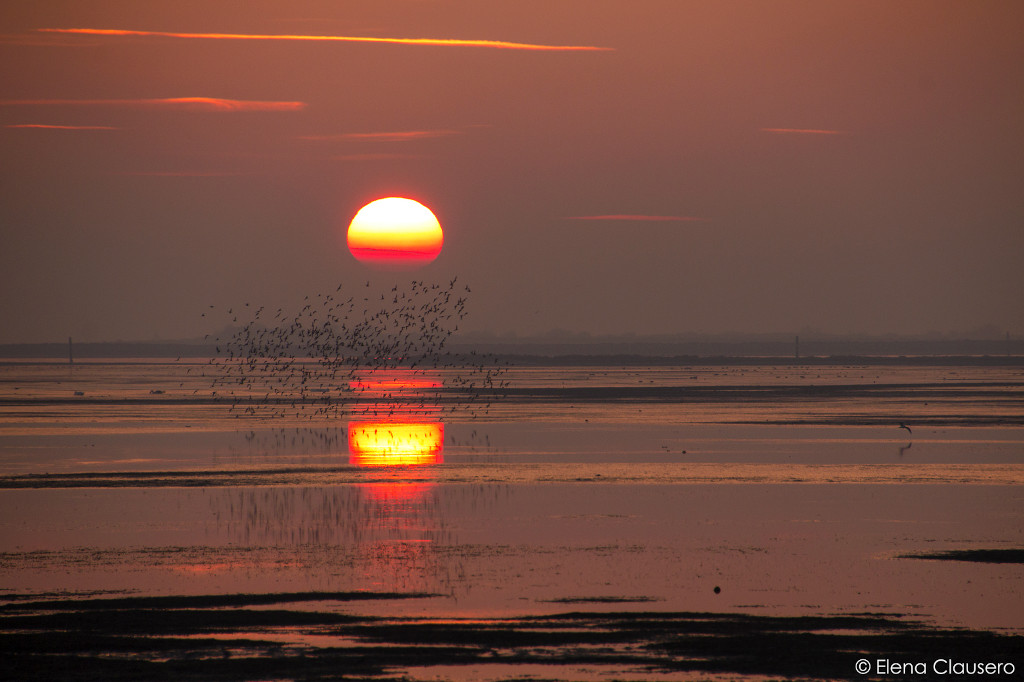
[760,128,848,135]
[0,32,89,47]
[567,214,706,222]
[1,97,306,112]
[332,153,423,162]
[39,28,614,52]
[118,170,250,177]
[301,129,462,143]
[6,123,118,130]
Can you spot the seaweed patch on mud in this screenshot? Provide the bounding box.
[901,548,1024,564]
[1,592,1020,680]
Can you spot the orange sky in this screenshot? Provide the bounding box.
[1,1,1022,342]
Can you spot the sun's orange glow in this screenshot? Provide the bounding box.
[39,28,613,52]
[347,197,443,270]
[348,422,444,467]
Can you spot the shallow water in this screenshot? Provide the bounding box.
[1,359,1022,679]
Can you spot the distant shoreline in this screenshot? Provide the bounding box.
[1,340,1023,366]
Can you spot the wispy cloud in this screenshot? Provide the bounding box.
[40,28,613,52]
[332,153,423,161]
[1,97,305,112]
[118,170,250,177]
[301,129,461,143]
[0,32,89,47]
[567,214,706,222]
[760,128,848,135]
[6,123,118,130]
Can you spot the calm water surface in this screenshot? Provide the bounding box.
[1,360,1022,679]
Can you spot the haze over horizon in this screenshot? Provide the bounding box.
[2,1,1022,344]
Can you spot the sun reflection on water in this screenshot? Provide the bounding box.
[347,371,445,506]
[347,421,444,467]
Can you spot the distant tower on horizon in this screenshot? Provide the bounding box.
[795,335,800,360]
[68,336,73,365]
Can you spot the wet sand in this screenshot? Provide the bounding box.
[1,360,1021,680]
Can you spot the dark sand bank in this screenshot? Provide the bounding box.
[2,591,1021,681]
[2,379,1022,428]
[4,461,1021,488]
[902,549,1024,564]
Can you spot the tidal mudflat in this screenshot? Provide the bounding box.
[1,359,1022,680]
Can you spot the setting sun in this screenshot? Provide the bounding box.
[347,197,443,270]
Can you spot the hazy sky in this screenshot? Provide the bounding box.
[2,1,1022,343]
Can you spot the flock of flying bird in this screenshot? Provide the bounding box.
[198,279,507,420]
